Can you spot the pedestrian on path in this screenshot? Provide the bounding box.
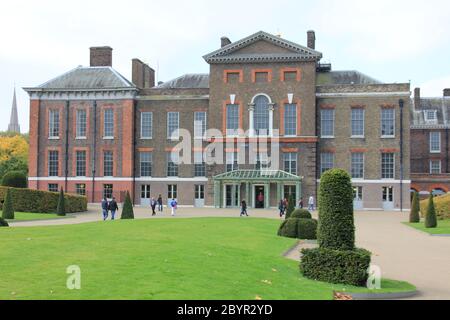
[109,197,119,220]
[299,198,304,209]
[308,195,315,211]
[170,198,178,216]
[150,197,157,216]
[240,199,249,217]
[157,194,163,212]
[101,197,109,221]
[278,199,285,217]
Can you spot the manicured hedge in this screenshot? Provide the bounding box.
[425,194,437,228]
[1,171,27,188]
[300,248,371,286]
[420,193,450,220]
[291,209,312,219]
[0,217,9,227]
[278,218,318,240]
[285,195,296,219]
[121,191,134,219]
[409,192,420,223]
[318,169,355,250]
[0,187,87,213]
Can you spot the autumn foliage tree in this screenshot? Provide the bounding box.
[0,134,29,180]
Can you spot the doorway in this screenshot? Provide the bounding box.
[382,186,394,210]
[141,185,151,206]
[194,184,205,207]
[225,185,239,208]
[254,186,265,209]
[353,186,363,210]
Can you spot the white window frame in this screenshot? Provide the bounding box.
[430,160,442,174]
[139,152,153,177]
[226,104,240,137]
[48,109,60,139]
[167,112,180,140]
[284,104,297,137]
[381,153,395,180]
[351,153,365,179]
[103,109,114,139]
[140,112,153,139]
[429,132,441,153]
[381,108,395,138]
[320,153,335,175]
[75,109,87,139]
[424,110,438,124]
[321,109,335,138]
[351,108,365,138]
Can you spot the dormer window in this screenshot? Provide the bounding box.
[424,110,438,124]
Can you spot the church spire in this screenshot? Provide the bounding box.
[8,88,21,133]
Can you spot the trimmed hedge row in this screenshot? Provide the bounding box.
[300,248,371,286]
[291,209,312,219]
[0,187,87,213]
[278,218,318,240]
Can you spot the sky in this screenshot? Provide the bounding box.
[1,0,449,133]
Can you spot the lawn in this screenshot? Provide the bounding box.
[0,218,413,300]
[405,220,450,235]
[5,212,69,221]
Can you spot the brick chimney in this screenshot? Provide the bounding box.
[221,36,231,48]
[90,46,112,67]
[414,87,421,108]
[307,30,316,50]
[444,88,450,97]
[132,59,155,89]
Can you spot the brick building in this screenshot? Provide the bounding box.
[24,31,411,210]
[411,88,450,197]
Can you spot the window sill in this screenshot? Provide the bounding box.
[167,138,180,141]
[103,137,114,140]
[141,137,153,140]
[321,136,335,139]
[48,137,60,140]
[351,136,365,139]
[430,151,441,154]
[381,136,395,139]
[76,137,87,140]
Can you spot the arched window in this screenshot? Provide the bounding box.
[253,95,270,136]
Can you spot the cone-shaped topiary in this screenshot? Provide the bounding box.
[425,194,437,228]
[2,188,14,220]
[121,191,134,219]
[409,192,420,223]
[317,169,355,251]
[56,188,66,216]
[285,194,296,219]
[0,217,9,227]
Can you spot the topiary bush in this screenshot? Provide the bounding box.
[285,195,296,219]
[300,248,371,286]
[0,187,87,213]
[0,217,9,227]
[291,209,312,219]
[1,171,27,188]
[297,219,318,240]
[56,188,66,216]
[121,191,134,219]
[278,218,318,240]
[409,192,420,223]
[420,193,450,220]
[2,188,14,220]
[317,169,355,251]
[425,194,437,228]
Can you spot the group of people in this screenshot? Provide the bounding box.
[149,195,178,216]
[101,197,119,220]
[278,196,315,217]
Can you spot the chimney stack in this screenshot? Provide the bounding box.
[221,36,231,48]
[90,46,113,67]
[414,88,421,107]
[307,30,316,50]
[444,88,450,97]
[132,59,155,89]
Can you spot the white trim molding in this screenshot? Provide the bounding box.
[316,179,411,184]
[28,177,209,183]
[316,92,410,98]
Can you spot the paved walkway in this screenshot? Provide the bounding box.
[8,206,450,300]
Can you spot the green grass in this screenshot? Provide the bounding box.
[4,212,69,221]
[405,220,450,235]
[0,218,413,300]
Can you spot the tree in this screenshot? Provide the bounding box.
[285,194,296,219]
[0,217,8,227]
[2,188,15,220]
[2,171,27,188]
[0,134,29,181]
[425,194,437,228]
[409,192,421,223]
[121,191,134,219]
[56,188,66,216]
[317,169,355,250]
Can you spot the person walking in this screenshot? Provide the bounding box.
[170,198,178,216]
[150,197,157,216]
[308,195,315,211]
[299,198,304,209]
[157,194,163,212]
[109,197,119,220]
[278,199,285,218]
[101,197,109,221]
[240,199,248,217]
[283,198,288,215]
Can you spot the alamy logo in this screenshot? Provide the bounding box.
[366,265,381,290]
[66,265,81,290]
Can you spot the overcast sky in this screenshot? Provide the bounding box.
[1,0,449,133]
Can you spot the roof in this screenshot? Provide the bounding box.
[411,97,450,129]
[32,66,135,90]
[213,170,302,181]
[316,70,381,85]
[203,31,322,64]
[155,74,209,89]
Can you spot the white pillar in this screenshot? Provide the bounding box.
[248,104,255,137]
[269,103,275,137]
